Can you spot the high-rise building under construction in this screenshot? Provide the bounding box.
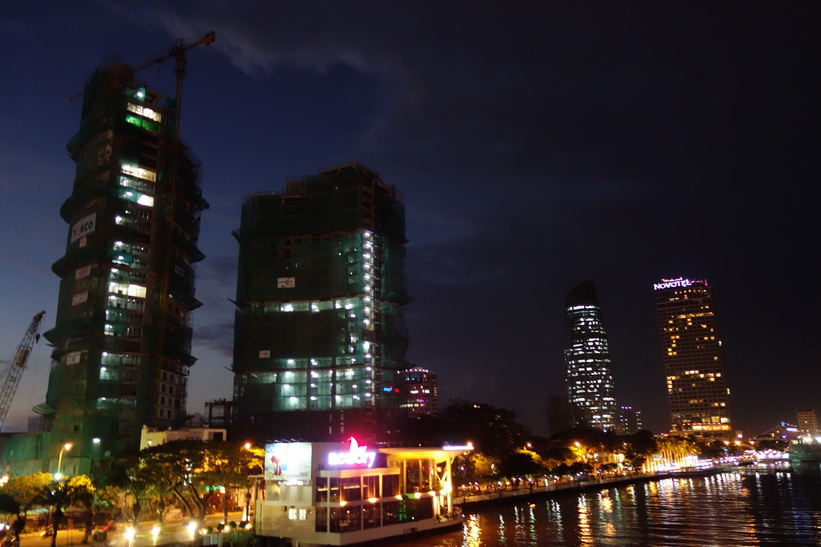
[12,62,208,473]
[231,163,410,443]
[654,277,733,440]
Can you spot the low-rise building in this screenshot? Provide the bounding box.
[255,439,471,545]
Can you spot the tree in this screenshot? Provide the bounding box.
[4,472,54,513]
[75,485,120,543]
[0,493,20,516]
[33,475,94,547]
[436,400,530,459]
[129,440,262,525]
[624,430,658,472]
[496,451,543,479]
[197,442,262,524]
[129,441,207,522]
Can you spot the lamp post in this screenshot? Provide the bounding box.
[55,442,73,480]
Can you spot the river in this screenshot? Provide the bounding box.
[391,468,821,546]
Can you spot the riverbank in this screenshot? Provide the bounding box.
[453,465,731,508]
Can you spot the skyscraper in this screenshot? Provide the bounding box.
[4,63,209,473]
[231,163,410,443]
[400,367,438,418]
[564,281,619,431]
[654,277,733,440]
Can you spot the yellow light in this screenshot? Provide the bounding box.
[368,497,378,503]
[125,527,136,541]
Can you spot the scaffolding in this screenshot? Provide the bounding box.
[32,62,208,467]
[232,163,410,442]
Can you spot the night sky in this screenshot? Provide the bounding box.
[1,2,819,438]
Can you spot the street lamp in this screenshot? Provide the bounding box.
[55,442,73,480]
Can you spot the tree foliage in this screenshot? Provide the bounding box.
[32,475,94,547]
[128,440,261,522]
[4,472,54,513]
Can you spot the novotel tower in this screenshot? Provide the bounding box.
[654,277,733,440]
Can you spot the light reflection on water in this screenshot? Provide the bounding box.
[391,470,821,546]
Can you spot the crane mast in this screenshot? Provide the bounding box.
[0,311,45,431]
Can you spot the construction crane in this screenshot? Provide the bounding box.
[0,311,45,432]
[134,32,215,387]
[134,31,216,138]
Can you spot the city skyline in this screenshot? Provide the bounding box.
[1,3,819,438]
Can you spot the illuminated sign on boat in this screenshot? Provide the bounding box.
[328,437,376,468]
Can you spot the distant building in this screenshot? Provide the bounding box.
[654,277,733,440]
[797,409,819,437]
[754,422,801,443]
[400,368,438,418]
[564,281,619,431]
[205,399,234,430]
[139,424,227,450]
[231,163,410,443]
[616,406,643,435]
[3,62,207,475]
[546,395,574,437]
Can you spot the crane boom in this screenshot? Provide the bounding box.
[0,311,45,431]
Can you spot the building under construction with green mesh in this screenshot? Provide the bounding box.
[2,62,207,475]
[231,163,410,444]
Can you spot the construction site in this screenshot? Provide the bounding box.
[1,34,214,475]
[231,163,412,444]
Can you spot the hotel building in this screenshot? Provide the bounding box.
[654,277,733,440]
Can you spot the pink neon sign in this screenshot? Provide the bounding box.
[327,437,376,468]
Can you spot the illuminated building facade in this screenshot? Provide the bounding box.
[256,439,470,544]
[564,281,619,431]
[232,163,410,443]
[654,277,733,440]
[2,62,207,474]
[400,368,438,418]
[797,408,819,437]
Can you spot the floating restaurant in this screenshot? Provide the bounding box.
[255,438,472,545]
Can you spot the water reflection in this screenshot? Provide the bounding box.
[393,469,821,546]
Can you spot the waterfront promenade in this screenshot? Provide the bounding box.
[453,466,731,508]
[13,466,741,546]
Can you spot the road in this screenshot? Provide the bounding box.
[15,512,249,547]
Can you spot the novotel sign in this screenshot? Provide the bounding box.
[653,277,708,291]
[328,437,377,468]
